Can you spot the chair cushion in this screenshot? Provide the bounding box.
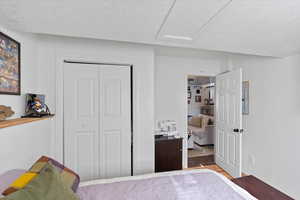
[188,116,203,128]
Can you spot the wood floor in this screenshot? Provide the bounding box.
[186,164,233,179]
[187,154,234,179]
[188,155,215,167]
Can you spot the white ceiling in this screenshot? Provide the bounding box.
[1,0,300,57]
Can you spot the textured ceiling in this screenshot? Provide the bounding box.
[1,0,300,57]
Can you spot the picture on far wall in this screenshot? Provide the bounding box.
[242,81,249,115]
[0,32,21,95]
[195,96,201,103]
[188,91,191,99]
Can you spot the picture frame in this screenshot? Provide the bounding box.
[188,91,191,99]
[242,81,249,115]
[195,96,201,103]
[0,32,21,95]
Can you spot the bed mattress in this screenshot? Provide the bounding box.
[78,169,257,200]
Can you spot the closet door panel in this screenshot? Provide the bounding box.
[99,66,131,179]
[75,133,96,181]
[63,63,100,181]
[104,130,121,178]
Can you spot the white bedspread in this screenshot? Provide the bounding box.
[78,169,257,200]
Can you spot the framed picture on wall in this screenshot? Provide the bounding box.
[195,96,201,103]
[242,81,249,115]
[0,32,21,95]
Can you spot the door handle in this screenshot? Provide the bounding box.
[233,128,244,133]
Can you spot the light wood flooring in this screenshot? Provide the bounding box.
[186,164,234,179]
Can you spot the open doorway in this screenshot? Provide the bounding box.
[187,75,216,168]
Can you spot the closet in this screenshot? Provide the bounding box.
[63,62,132,181]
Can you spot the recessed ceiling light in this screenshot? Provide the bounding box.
[163,35,193,41]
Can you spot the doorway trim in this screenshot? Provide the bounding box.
[186,74,216,168]
[183,72,218,168]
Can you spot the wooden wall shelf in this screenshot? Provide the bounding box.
[0,116,54,129]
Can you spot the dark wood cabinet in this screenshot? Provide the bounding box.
[155,136,183,172]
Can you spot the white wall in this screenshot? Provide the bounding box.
[0,25,53,174]
[223,54,300,199]
[0,119,53,173]
[155,53,222,167]
[36,35,155,175]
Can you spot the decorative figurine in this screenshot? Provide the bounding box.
[24,94,51,117]
[0,105,14,121]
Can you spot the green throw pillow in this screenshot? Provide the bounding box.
[1,163,79,200]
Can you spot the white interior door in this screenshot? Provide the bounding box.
[64,63,131,181]
[215,68,242,178]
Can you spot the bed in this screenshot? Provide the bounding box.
[77,169,257,200]
[1,168,257,200]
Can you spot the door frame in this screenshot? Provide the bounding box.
[185,74,217,168]
[185,71,243,172]
[57,59,134,176]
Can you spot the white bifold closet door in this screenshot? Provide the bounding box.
[63,63,131,181]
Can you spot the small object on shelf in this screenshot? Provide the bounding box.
[157,120,178,136]
[23,93,52,118]
[204,98,209,105]
[0,105,14,121]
